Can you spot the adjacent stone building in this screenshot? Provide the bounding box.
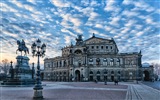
[43,34,153,82]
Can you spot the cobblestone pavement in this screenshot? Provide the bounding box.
[142,81,160,90]
[0,82,127,100]
[1,81,159,100]
[125,82,160,100]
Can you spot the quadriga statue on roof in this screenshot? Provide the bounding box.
[16,39,29,56]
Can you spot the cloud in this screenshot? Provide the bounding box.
[0,0,159,65]
[50,0,71,8]
[109,16,121,27]
[61,28,76,37]
[122,10,139,17]
[88,12,99,21]
[95,24,103,29]
[122,0,133,5]
[64,35,74,45]
[27,0,36,5]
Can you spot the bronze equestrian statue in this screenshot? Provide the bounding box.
[16,39,29,56]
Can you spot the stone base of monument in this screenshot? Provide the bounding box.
[33,89,43,99]
[1,56,36,86]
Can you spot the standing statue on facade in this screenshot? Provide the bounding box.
[16,39,29,56]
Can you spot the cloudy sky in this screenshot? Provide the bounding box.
[0,0,160,66]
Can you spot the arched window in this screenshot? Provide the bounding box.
[96,58,100,65]
[60,61,62,67]
[117,58,120,66]
[97,71,100,75]
[78,61,81,66]
[104,71,107,74]
[110,58,114,66]
[96,46,99,49]
[111,71,114,74]
[57,62,58,67]
[70,50,72,53]
[103,58,107,66]
[74,49,82,54]
[89,58,93,65]
[103,59,107,62]
[101,46,103,49]
[90,71,93,75]
[64,60,66,67]
[89,58,93,62]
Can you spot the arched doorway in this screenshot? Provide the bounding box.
[97,71,100,81]
[111,76,114,81]
[111,71,114,81]
[89,71,93,81]
[75,70,80,81]
[144,70,150,81]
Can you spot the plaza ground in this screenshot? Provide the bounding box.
[0,81,160,100]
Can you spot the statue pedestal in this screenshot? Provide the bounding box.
[15,56,32,80]
[1,56,35,85]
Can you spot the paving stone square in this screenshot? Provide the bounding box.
[0,82,127,100]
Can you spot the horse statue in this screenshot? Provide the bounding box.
[16,39,29,56]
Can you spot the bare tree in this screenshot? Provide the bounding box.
[2,59,10,75]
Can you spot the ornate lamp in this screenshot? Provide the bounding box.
[32,39,46,99]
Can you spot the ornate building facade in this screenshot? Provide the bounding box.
[43,34,153,82]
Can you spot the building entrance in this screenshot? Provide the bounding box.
[144,70,150,81]
[111,76,114,81]
[90,76,93,81]
[75,70,80,81]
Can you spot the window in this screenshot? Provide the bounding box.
[74,49,82,54]
[103,59,107,62]
[97,71,100,75]
[60,61,62,67]
[111,71,114,74]
[117,58,120,66]
[106,46,108,49]
[96,58,100,65]
[90,71,93,74]
[92,46,94,49]
[110,58,114,66]
[78,61,81,66]
[48,64,50,68]
[96,46,99,49]
[70,50,72,53]
[103,59,107,66]
[89,58,93,62]
[110,46,112,49]
[89,58,93,65]
[104,71,107,74]
[52,62,54,67]
[101,46,103,49]
[64,60,66,67]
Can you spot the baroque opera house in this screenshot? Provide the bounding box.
[43,34,153,82]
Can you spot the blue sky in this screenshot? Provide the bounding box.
[0,0,160,65]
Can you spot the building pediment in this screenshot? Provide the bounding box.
[85,37,112,44]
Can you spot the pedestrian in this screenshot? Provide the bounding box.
[114,80,118,85]
[104,80,107,85]
[94,79,97,83]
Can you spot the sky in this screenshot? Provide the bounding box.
[0,0,160,67]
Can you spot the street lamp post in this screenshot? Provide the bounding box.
[31,39,46,99]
